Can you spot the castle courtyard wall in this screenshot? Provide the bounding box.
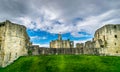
[94,24,120,55]
[0,20,30,67]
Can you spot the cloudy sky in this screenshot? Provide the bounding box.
[0,0,120,47]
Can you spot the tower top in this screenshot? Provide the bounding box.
[58,32,62,40]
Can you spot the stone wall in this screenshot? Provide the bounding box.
[28,46,83,55]
[81,24,120,56]
[93,24,120,55]
[0,22,5,67]
[0,20,30,67]
[76,43,84,48]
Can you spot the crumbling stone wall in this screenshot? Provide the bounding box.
[94,24,120,55]
[0,22,5,67]
[74,24,120,56]
[76,43,84,48]
[28,46,83,55]
[0,20,30,67]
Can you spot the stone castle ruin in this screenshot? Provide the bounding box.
[50,33,74,48]
[29,24,120,56]
[28,34,82,55]
[0,20,31,67]
[1,20,120,67]
[77,24,120,56]
[93,24,120,55]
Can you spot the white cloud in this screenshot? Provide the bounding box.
[5,9,120,38]
[71,32,91,37]
[33,9,120,37]
[76,9,120,34]
[33,43,49,47]
[30,36,47,40]
[0,0,120,38]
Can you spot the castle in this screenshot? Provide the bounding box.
[0,20,31,67]
[86,24,120,56]
[49,24,120,56]
[1,20,120,67]
[29,24,120,56]
[50,33,74,48]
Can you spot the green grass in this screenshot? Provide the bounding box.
[0,55,120,72]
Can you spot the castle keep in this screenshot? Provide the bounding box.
[50,33,74,48]
[0,20,30,67]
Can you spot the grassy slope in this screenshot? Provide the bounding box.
[0,55,120,72]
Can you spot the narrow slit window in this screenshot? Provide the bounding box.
[0,44,1,50]
[116,51,118,53]
[114,25,116,29]
[115,35,117,38]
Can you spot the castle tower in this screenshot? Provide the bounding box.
[93,24,120,55]
[0,20,31,67]
[58,32,62,40]
[50,32,74,48]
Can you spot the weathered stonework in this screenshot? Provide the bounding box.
[50,33,74,48]
[93,24,120,55]
[76,43,84,48]
[28,47,83,55]
[0,21,118,67]
[83,24,120,56]
[27,24,120,56]
[0,20,30,67]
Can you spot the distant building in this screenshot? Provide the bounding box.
[76,43,84,48]
[0,20,31,67]
[50,33,74,48]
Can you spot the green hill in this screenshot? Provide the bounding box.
[0,55,120,72]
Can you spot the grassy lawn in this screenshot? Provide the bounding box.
[0,55,120,72]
